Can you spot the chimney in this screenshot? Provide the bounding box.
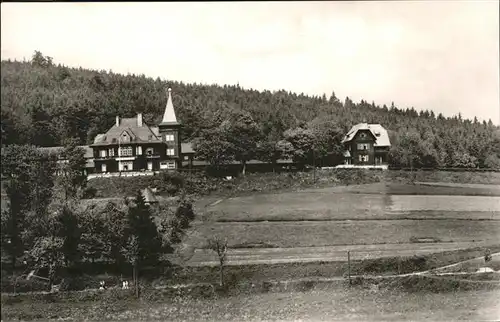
[137,113,143,127]
[116,116,120,127]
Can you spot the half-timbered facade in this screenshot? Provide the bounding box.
[341,123,391,166]
[90,88,190,173]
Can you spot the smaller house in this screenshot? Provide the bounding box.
[341,123,391,166]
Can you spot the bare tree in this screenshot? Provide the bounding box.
[207,236,228,286]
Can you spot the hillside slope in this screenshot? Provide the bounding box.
[1,52,499,168]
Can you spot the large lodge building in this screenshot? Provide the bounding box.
[37,89,391,177]
[39,88,196,178]
[90,88,191,173]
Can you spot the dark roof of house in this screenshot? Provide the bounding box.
[341,123,391,147]
[92,116,162,146]
[38,145,94,168]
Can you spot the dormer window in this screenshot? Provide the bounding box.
[146,147,154,156]
[121,133,130,142]
[375,132,381,137]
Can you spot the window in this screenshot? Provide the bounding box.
[360,133,366,139]
[146,147,154,156]
[358,155,369,162]
[165,134,174,142]
[121,133,130,142]
[100,150,107,158]
[160,161,175,169]
[357,144,369,151]
[136,146,142,155]
[108,148,115,157]
[184,155,189,160]
[166,148,175,156]
[119,146,133,156]
[119,161,133,171]
[101,163,107,172]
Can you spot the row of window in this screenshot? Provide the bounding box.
[115,133,175,143]
[99,146,176,157]
[347,143,371,151]
[100,160,176,172]
[357,143,370,151]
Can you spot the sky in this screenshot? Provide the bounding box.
[1,1,499,124]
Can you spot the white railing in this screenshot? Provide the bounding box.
[87,171,158,180]
[333,164,389,170]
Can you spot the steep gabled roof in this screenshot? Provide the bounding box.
[341,123,391,147]
[92,116,162,146]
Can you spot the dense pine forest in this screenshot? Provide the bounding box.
[1,51,499,169]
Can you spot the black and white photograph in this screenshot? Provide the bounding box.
[1,1,499,321]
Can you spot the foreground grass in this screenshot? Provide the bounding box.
[2,287,499,321]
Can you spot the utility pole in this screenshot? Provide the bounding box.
[348,250,351,285]
[313,146,316,183]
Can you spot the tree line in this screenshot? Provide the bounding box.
[1,141,196,289]
[1,51,499,170]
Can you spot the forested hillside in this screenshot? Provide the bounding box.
[1,51,499,168]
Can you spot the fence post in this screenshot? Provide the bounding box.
[348,250,351,285]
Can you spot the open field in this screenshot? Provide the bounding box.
[189,220,499,249]
[386,170,500,185]
[178,181,500,269]
[204,188,500,222]
[2,288,499,321]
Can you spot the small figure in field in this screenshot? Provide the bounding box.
[485,249,492,263]
[122,280,129,289]
[99,280,106,290]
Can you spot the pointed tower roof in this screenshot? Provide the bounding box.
[160,88,180,126]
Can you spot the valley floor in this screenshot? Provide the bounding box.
[3,288,499,321]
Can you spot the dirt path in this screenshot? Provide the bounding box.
[184,241,495,267]
[416,182,500,189]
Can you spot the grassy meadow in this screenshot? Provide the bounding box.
[191,220,499,249]
[3,286,499,321]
